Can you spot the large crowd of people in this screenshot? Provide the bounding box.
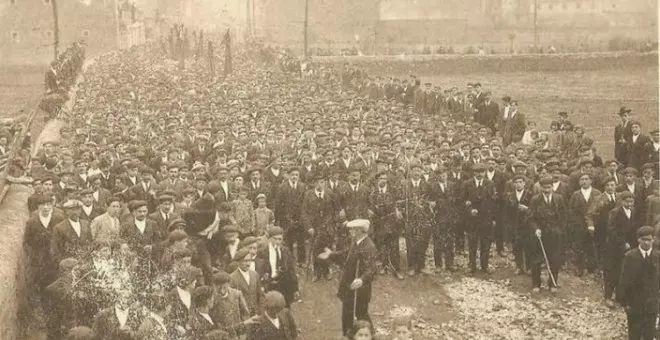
[21,35,660,340]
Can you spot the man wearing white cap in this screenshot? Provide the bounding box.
[318,218,377,336]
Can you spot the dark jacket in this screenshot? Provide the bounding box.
[617,248,660,314]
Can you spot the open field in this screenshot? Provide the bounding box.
[0,65,45,119]
[417,67,658,160]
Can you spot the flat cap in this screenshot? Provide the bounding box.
[539,176,554,186]
[264,290,286,309]
[239,236,259,248]
[637,226,654,238]
[346,219,370,230]
[233,248,251,262]
[62,199,81,209]
[268,226,283,236]
[621,167,639,176]
[128,200,148,212]
[212,271,232,285]
[619,191,634,200]
[222,225,239,234]
[472,163,487,172]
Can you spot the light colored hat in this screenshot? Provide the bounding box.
[346,219,370,230]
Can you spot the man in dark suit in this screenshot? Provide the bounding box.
[213,166,235,205]
[428,167,458,273]
[568,172,602,276]
[24,195,65,298]
[274,167,307,263]
[301,174,335,280]
[45,61,60,94]
[617,226,660,340]
[399,163,433,276]
[475,92,499,132]
[644,129,659,178]
[604,191,641,306]
[120,200,162,255]
[257,227,298,308]
[528,177,568,292]
[230,248,264,316]
[500,101,526,146]
[247,167,271,206]
[368,171,404,277]
[78,188,104,224]
[318,219,378,336]
[461,163,497,274]
[148,194,179,237]
[50,200,93,265]
[485,157,508,255]
[249,291,298,340]
[626,121,651,171]
[614,107,633,165]
[504,175,533,274]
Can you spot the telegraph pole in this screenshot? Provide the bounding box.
[533,0,538,51]
[51,0,60,59]
[303,0,309,56]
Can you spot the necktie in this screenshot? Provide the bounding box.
[165,213,169,222]
[610,194,615,203]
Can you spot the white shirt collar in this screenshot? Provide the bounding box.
[39,213,52,229]
[135,219,146,234]
[640,247,652,258]
[82,204,94,216]
[315,190,324,199]
[266,313,280,329]
[356,235,367,245]
[69,219,81,237]
[149,312,167,332]
[199,312,214,325]
[228,239,239,258]
[238,268,250,285]
[268,243,280,278]
[176,286,192,310]
[115,305,130,328]
[580,186,592,201]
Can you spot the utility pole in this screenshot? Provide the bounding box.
[303,0,309,57]
[246,0,252,39]
[533,0,538,51]
[51,0,59,59]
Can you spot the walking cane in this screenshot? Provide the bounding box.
[536,234,558,288]
[353,258,360,323]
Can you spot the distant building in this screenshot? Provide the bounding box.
[0,0,146,65]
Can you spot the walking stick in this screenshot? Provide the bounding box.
[353,258,360,323]
[537,234,558,288]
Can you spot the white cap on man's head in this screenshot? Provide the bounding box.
[346,219,370,230]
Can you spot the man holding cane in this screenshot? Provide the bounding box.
[528,177,568,293]
[318,219,378,336]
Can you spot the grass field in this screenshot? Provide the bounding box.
[0,65,45,119]
[420,67,658,160]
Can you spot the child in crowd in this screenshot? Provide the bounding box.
[392,316,414,340]
[521,121,538,145]
[347,320,374,340]
[232,187,255,238]
[253,193,274,240]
